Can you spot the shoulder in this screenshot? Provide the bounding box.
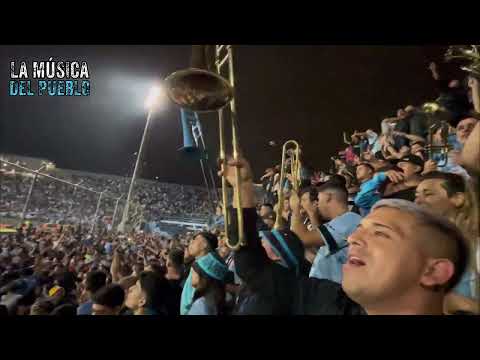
[296,278,365,315]
[77,301,93,315]
[188,296,217,316]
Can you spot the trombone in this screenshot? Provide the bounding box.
[164,45,245,250]
[445,45,480,78]
[422,102,452,167]
[274,140,301,230]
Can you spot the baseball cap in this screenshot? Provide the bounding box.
[397,155,425,168]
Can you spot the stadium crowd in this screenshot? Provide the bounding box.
[0,171,212,225]
[0,56,479,316]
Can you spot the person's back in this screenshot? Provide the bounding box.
[231,206,310,315]
[164,249,184,315]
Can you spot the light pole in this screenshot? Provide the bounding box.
[21,165,47,221]
[118,85,164,233]
[111,194,124,231]
[91,190,107,234]
[67,180,84,222]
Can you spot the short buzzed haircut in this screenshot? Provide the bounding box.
[372,199,468,291]
[317,182,349,205]
[421,171,466,197]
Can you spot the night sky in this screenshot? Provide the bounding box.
[0,45,456,186]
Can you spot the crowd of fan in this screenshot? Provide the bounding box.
[0,171,212,225]
[0,59,479,316]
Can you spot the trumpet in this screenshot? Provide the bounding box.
[445,45,480,77]
[274,140,301,230]
[164,45,245,250]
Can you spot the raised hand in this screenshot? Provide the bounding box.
[385,170,405,184]
[218,154,254,188]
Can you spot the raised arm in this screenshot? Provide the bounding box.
[110,248,122,283]
[289,191,324,248]
[218,155,271,283]
[393,131,426,144]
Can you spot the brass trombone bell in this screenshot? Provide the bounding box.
[164,45,245,251]
[445,45,480,77]
[164,68,234,112]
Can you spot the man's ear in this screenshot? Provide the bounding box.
[326,193,333,203]
[420,259,455,290]
[450,192,465,209]
[139,294,146,308]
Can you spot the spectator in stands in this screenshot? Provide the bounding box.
[290,182,361,284]
[180,232,218,315]
[354,163,379,216]
[259,203,274,218]
[343,199,468,315]
[222,155,363,315]
[381,155,424,201]
[429,62,472,122]
[164,249,185,315]
[456,117,478,147]
[188,252,229,315]
[91,284,125,315]
[77,271,107,315]
[125,271,169,315]
[460,122,480,175]
[415,172,479,313]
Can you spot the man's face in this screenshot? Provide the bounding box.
[92,303,119,315]
[259,205,272,217]
[456,118,478,145]
[188,235,208,258]
[397,162,422,178]
[342,207,427,309]
[356,165,373,183]
[415,179,457,218]
[317,192,332,220]
[191,267,208,291]
[125,280,144,311]
[397,109,407,118]
[300,192,317,215]
[217,245,230,259]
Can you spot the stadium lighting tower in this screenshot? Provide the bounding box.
[21,164,47,221]
[111,194,124,231]
[91,189,107,234]
[118,84,165,233]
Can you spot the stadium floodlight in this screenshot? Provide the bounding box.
[144,84,165,111]
[118,82,165,233]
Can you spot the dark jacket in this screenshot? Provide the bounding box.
[230,207,364,315]
[435,79,471,123]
